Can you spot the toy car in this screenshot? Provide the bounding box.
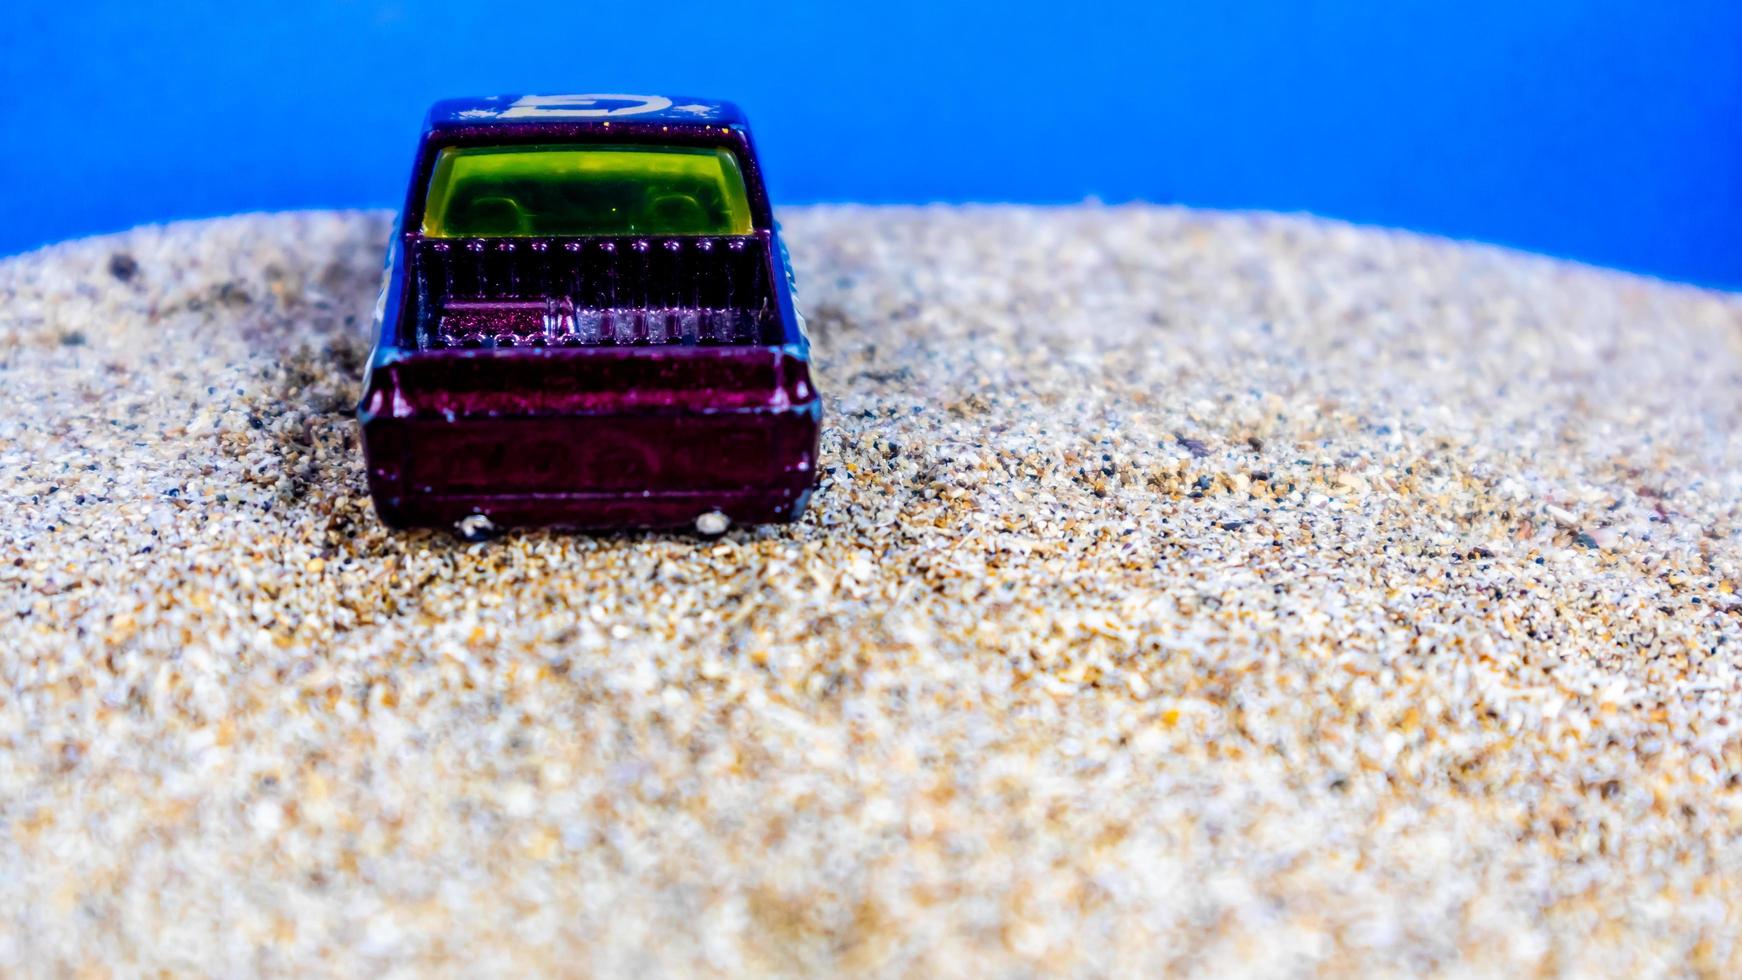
[357,94,821,536]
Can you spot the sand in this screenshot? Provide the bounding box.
[2,206,1741,975]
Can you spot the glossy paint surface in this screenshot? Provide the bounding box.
[360,347,820,531]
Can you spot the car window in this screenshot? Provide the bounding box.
[422,144,754,237]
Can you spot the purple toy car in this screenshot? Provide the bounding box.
[357,95,821,536]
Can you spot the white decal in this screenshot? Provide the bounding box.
[499,94,674,119]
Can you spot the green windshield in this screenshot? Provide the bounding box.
[421,144,755,237]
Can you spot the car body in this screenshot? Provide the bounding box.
[357,94,821,534]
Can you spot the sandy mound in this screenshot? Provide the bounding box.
[2,206,1741,974]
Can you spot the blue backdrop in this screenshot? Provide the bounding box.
[4,1,1739,286]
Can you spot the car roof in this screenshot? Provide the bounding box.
[426,94,747,132]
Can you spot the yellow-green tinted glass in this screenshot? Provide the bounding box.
[421,144,754,237]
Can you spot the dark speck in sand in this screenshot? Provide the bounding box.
[108,253,139,282]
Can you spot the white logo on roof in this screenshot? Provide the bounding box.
[498,94,674,119]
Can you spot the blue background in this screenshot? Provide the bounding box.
[4,1,1739,287]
